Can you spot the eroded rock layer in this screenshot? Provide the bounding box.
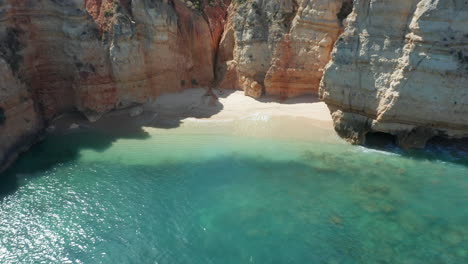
[320,0,468,148]
[0,0,229,170]
[1,0,467,172]
[0,58,42,172]
[216,0,346,98]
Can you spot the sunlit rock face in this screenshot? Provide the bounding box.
[0,0,96,119]
[216,0,346,98]
[1,0,467,171]
[107,0,231,116]
[320,0,468,148]
[0,0,227,119]
[79,0,229,120]
[0,0,229,170]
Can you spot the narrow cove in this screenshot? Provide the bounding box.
[1,91,467,263]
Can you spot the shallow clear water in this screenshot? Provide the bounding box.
[0,123,467,263]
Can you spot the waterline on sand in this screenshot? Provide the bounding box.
[1,90,467,263]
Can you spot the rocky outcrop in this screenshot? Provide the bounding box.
[0,0,230,171]
[216,0,346,98]
[320,0,468,148]
[1,0,467,172]
[0,58,42,172]
[82,0,229,119]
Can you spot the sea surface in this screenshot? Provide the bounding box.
[0,119,467,264]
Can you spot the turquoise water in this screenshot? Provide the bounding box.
[0,126,467,263]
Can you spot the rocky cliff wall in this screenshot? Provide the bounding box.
[1,0,467,172]
[320,0,468,148]
[0,0,230,170]
[216,0,347,98]
[0,57,42,172]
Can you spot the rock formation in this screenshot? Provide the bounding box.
[0,57,42,172]
[320,0,468,148]
[0,0,230,171]
[216,0,347,98]
[1,0,467,172]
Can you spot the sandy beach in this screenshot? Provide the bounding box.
[51,88,336,142]
[151,88,332,122]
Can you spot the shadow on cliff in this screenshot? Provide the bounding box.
[365,133,468,168]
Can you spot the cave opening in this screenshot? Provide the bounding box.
[365,132,397,149]
[337,0,354,26]
[426,136,468,152]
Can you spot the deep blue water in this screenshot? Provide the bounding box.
[0,129,467,263]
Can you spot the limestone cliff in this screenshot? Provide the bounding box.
[320,0,468,148]
[1,0,467,172]
[0,57,42,172]
[216,0,346,98]
[0,0,229,170]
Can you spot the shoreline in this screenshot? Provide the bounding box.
[48,88,468,160]
[0,88,337,174]
[50,88,336,141]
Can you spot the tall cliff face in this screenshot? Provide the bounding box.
[1,0,467,172]
[73,0,229,120]
[320,0,468,148]
[0,0,230,170]
[0,57,42,172]
[216,0,346,98]
[1,0,228,118]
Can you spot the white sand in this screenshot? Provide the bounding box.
[52,88,336,142]
[150,88,332,123]
[137,88,337,142]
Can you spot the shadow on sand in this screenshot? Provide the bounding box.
[0,88,228,197]
[1,88,467,198]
